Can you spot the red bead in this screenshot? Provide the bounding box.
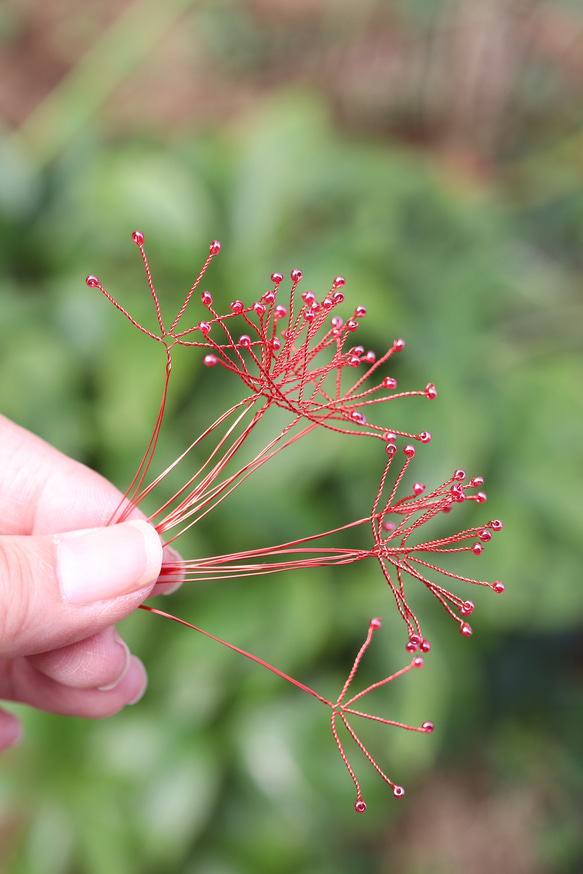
[460,600,474,616]
[403,445,415,458]
[253,302,266,316]
[413,656,424,668]
[419,431,432,443]
[470,476,484,487]
[355,305,366,318]
[409,634,422,646]
[198,321,211,335]
[332,276,345,289]
[301,290,316,304]
[85,275,100,287]
[370,618,382,629]
[406,641,418,654]
[382,519,395,532]
[363,351,376,363]
[209,240,221,255]
[321,297,333,309]
[472,542,483,555]
[331,316,343,329]
[350,411,366,424]
[420,639,431,653]
[201,290,212,307]
[349,356,360,367]
[270,272,283,283]
[333,291,345,304]
[262,290,275,304]
[132,230,144,245]
[424,383,437,400]
[239,335,251,347]
[451,484,466,503]
[422,721,434,733]
[203,354,218,366]
[491,581,505,594]
[490,519,503,531]
[354,799,367,813]
[413,482,425,496]
[230,300,244,314]
[385,442,397,456]
[393,786,405,798]
[382,376,397,389]
[271,338,281,351]
[346,319,358,331]
[478,529,492,543]
[454,469,465,482]
[475,492,487,504]
[460,622,473,637]
[393,338,405,351]
[384,432,397,442]
[290,268,302,282]
[274,305,287,319]
[304,309,315,321]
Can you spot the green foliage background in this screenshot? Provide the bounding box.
[0,1,582,872]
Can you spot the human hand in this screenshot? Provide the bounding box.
[0,414,176,750]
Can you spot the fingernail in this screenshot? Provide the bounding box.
[57,521,163,605]
[127,657,148,705]
[98,632,131,691]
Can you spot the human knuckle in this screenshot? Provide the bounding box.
[0,540,35,648]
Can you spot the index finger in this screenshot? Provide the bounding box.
[0,415,139,536]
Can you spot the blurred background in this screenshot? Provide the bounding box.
[0,0,582,871]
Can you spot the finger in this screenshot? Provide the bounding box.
[0,655,148,718]
[0,708,22,752]
[151,544,185,596]
[0,520,162,659]
[0,417,183,595]
[27,627,131,691]
[0,415,136,536]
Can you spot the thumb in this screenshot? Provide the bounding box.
[0,520,163,659]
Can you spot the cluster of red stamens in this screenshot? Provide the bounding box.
[86,233,503,812]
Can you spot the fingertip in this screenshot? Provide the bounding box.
[57,520,163,606]
[152,544,185,596]
[129,521,165,587]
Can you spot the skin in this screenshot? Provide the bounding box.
[0,414,179,750]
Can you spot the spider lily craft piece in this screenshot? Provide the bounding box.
[179,449,505,650]
[141,608,434,813]
[86,232,503,811]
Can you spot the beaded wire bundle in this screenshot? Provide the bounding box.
[86,233,503,812]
